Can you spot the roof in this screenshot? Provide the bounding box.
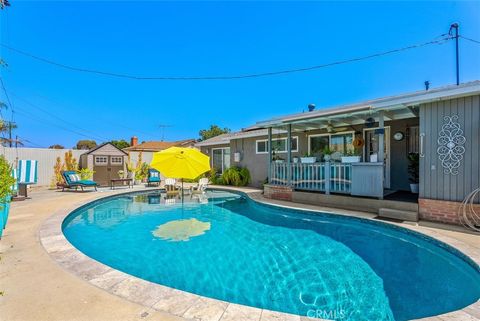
[124,139,196,152]
[84,142,128,155]
[196,80,480,147]
[195,129,287,147]
[247,80,480,129]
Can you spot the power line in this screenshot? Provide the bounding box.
[10,93,111,142]
[460,35,480,45]
[13,106,108,143]
[0,36,454,80]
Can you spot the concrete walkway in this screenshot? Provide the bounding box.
[0,187,185,321]
[1,186,479,321]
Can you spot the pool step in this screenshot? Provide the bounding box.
[378,208,418,222]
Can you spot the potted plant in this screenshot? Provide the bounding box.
[341,149,361,163]
[0,155,16,236]
[408,153,419,193]
[272,154,285,163]
[322,146,333,161]
[300,152,316,164]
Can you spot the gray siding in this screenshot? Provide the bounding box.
[419,95,480,202]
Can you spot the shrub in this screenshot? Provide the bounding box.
[0,155,16,200]
[78,168,95,180]
[221,167,250,187]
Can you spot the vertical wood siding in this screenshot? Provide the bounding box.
[1,147,85,186]
[419,94,480,202]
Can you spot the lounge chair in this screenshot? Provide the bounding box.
[147,168,161,187]
[61,171,98,192]
[164,178,180,197]
[191,177,209,195]
[17,160,38,198]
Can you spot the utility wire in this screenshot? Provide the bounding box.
[460,35,480,45]
[10,93,111,142]
[0,36,454,80]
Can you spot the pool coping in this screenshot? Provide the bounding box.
[38,187,480,321]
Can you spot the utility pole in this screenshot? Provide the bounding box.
[449,23,460,86]
[158,124,172,142]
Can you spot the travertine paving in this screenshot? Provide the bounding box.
[1,185,479,321]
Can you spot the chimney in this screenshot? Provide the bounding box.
[130,136,138,147]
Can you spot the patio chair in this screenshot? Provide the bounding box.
[61,171,98,192]
[17,160,38,198]
[191,177,209,195]
[147,168,161,187]
[164,178,180,197]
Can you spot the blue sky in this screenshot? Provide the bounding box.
[0,1,479,148]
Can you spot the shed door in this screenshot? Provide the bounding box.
[93,156,109,185]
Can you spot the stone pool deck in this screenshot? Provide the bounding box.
[0,185,479,321]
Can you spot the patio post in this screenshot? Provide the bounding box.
[287,124,292,186]
[268,127,272,183]
[378,111,385,163]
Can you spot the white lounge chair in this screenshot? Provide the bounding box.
[164,178,180,197]
[191,177,209,195]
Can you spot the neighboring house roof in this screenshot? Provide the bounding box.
[124,139,196,152]
[83,142,128,155]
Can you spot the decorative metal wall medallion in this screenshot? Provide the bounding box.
[437,115,466,175]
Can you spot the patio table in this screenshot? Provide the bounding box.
[110,178,133,190]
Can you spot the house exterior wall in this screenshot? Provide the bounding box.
[1,147,84,186]
[227,118,418,189]
[419,94,479,224]
[419,95,479,202]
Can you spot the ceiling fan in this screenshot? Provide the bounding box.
[326,121,349,133]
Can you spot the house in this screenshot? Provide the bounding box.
[79,142,128,186]
[123,137,197,166]
[196,80,480,225]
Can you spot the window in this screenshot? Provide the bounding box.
[212,148,230,174]
[309,132,354,156]
[110,156,123,165]
[256,137,298,154]
[94,156,108,165]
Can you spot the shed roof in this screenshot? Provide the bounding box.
[83,142,128,155]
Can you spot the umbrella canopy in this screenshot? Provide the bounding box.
[150,147,210,180]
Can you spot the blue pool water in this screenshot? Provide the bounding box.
[63,190,480,321]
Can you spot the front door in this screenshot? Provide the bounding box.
[363,127,391,189]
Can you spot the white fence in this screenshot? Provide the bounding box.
[1,147,85,186]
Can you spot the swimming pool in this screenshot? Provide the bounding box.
[62,190,480,321]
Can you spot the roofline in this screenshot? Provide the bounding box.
[247,80,480,129]
[194,129,288,147]
[84,142,128,155]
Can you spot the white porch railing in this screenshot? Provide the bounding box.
[270,162,352,194]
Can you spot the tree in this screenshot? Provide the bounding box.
[49,144,65,149]
[64,150,78,171]
[199,125,230,141]
[110,139,130,150]
[0,0,11,10]
[75,140,97,150]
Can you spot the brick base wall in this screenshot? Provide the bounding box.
[264,185,293,201]
[419,198,480,225]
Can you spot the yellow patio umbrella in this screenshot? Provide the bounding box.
[150,146,210,181]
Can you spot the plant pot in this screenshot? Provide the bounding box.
[410,183,419,194]
[323,155,332,162]
[293,157,299,164]
[300,157,316,164]
[341,156,361,163]
[1,196,11,232]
